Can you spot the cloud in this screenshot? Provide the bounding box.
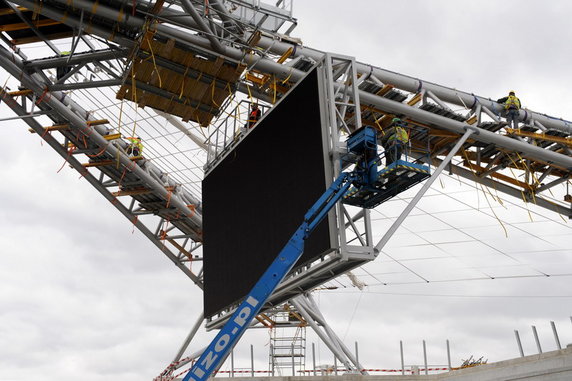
[1,1,572,379]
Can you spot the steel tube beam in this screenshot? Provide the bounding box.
[154,110,208,151]
[179,0,224,53]
[173,312,205,363]
[419,154,571,217]
[11,0,305,83]
[301,294,366,374]
[0,48,204,234]
[353,87,572,170]
[209,0,245,34]
[255,37,572,134]
[290,297,353,371]
[25,49,128,69]
[15,0,572,138]
[49,79,122,91]
[0,88,203,286]
[535,175,570,194]
[11,0,135,47]
[6,1,60,54]
[374,129,474,254]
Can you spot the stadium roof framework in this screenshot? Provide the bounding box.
[0,0,571,378]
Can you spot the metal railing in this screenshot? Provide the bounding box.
[204,100,268,172]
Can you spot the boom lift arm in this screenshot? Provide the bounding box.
[183,127,429,381]
[184,170,357,381]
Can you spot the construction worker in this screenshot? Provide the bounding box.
[56,51,72,80]
[382,117,409,166]
[497,91,521,129]
[245,103,261,128]
[126,136,143,157]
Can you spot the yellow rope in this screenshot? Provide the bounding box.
[515,152,544,190]
[180,65,190,99]
[210,80,219,108]
[462,150,508,236]
[503,154,535,221]
[118,99,124,130]
[245,72,253,100]
[130,61,137,101]
[281,68,293,85]
[481,183,508,237]
[91,0,99,16]
[130,66,138,138]
[272,75,277,104]
[146,36,162,88]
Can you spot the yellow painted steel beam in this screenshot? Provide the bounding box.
[11,31,74,45]
[9,89,33,97]
[0,6,28,16]
[466,115,477,125]
[30,119,108,134]
[82,156,142,167]
[276,47,293,64]
[376,84,394,97]
[103,133,121,140]
[462,160,534,191]
[166,238,193,260]
[407,92,422,106]
[505,128,572,148]
[28,124,68,133]
[0,19,61,32]
[112,187,152,197]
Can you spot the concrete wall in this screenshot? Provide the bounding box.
[221,345,572,381]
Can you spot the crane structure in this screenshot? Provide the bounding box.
[0,0,571,378]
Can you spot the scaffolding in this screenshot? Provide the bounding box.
[268,304,307,376]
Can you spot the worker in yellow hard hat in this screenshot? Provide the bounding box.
[56,51,72,80]
[497,91,521,129]
[381,117,409,166]
[126,136,143,157]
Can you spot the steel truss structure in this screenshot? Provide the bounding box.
[1,0,572,378]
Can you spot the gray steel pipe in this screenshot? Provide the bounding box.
[255,37,572,134]
[179,0,224,53]
[303,294,367,374]
[25,49,128,69]
[290,297,354,371]
[209,0,245,34]
[11,0,134,47]
[414,153,571,217]
[11,0,305,83]
[16,0,572,137]
[0,48,204,233]
[353,85,572,170]
[0,87,204,285]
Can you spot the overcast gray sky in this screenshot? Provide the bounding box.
[1,1,572,380]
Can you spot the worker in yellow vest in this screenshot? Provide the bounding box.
[497,91,521,129]
[382,118,409,166]
[126,136,143,157]
[56,51,72,80]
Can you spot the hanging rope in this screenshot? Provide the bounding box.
[146,35,163,88]
[462,150,509,236]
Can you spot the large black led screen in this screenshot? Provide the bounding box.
[202,69,332,318]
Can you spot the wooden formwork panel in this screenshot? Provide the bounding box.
[117,35,246,127]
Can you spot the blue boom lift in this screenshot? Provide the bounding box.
[184,126,430,381]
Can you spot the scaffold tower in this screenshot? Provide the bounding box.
[268,304,307,376]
